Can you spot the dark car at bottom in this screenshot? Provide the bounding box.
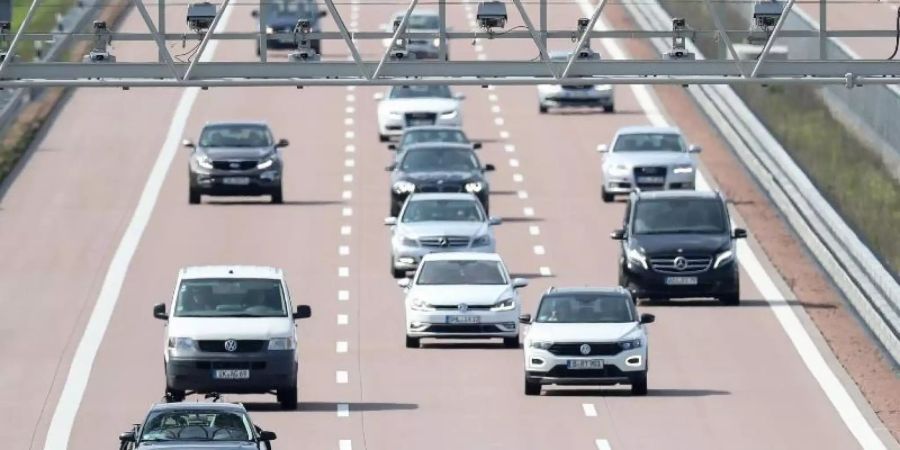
[118,402,277,450]
[612,190,746,305]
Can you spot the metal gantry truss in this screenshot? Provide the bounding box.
[0,0,898,87]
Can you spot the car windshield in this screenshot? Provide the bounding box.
[174,279,287,318]
[199,124,272,148]
[536,294,634,323]
[632,198,727,234]
[140,410,253,442]
[613,133,684,152]
[272,0,315,16]
[389,85,452,99]
[416,260,506,285]
[396,14,440,29]
[402,199,484,222]
[400,149,479,172]
[401,129,468,147]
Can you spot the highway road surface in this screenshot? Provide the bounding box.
[0,0,896,449]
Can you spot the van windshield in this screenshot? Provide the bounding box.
[175,279,287,317]
[632,198,727,235]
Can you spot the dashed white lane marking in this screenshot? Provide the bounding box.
[343,174,353,183]
[342,207,353,217]
[338,267,349,277]
[344,159,355,168]
[342,190,353,200]
[533,245,546,255]
[345,144,356,153]
[494,117,505,126]
[499,130,510,139]
[345,106,355,114]
[341,225,352,235]
[339,440,352,450]
[346,85,356,91]
[337,404,350,417]
[523,207,534,217]
[529,226,541,236]
[583,403,598,417]
[517,190,528,199]
[487,85,496,91]
[505,144,516,152]
[595,439,612,450]
[488,94,498,102]
[336,371,349,384]
[337,314,349,325]
[344,117,354,126]
[540,266,553,276]
[338,290,350,301]
[346,94,355,102]
[491,105,501,113]
[349,21,358,28]
[339,245,350,256]
[336,341,349,353]
[509,158,519,167]
[476,44,484,52]
[477,53,487,61]
[513,173,524,182]
[344,130,355,139]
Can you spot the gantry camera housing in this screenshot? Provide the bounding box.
[187,2,217,32]
[476,1,507,29]
[752,0,784,28]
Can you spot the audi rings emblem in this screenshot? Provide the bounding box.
[673,256,688,271]
[224,339,238,352]
[579,343,591,355]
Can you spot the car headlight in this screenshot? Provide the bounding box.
[490,297,516,311]
[268,337,296,350]
[389,111,402,118]
[409,298,435,312]
[195,154,213,170]
[713,249,734,269]
[618,338,642,350]
[257,158,275,170]
[465,181,484,193]
[265,26,274,34]
[606,164,630,176]
[393,181,416,194]
[529,340,553,350]
[432,37,441,47]
[167,337,196,352]
[471,235,491,247]
[440,110,458,118]
[401,237,419,247]
[626,247,648,270]
[672,165,694,174]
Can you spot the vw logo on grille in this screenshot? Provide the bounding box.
[439,237,449,247]
[229,162,240,169]
[673,256,688,271]
[458,303,468,313]
[223,339,238,352]
[579,344,592,355]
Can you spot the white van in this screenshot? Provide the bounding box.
[153,266,311,409]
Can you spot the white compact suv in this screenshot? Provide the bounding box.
[153,266,312,409]
[520,287,655,396]
[400,253,528,348]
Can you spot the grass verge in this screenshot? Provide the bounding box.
[12,0,77,61]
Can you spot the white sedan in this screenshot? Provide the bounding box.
[375,85,464,142]
[399,252,527,348]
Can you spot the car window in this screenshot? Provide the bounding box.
[395,14,440,29]
[536,294,634,323]
[632,198,727,235]
[175,279,287,318]
[271,0,316,16]
[199,125,272,148]
[612,133,684,153]
[402,199,484,222]
[389,85,452,99]
[416,260,506,285]
[401,129,468,147]
[399,148,478,172]
[140,410,253,442]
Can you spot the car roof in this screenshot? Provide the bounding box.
[421,252,503,262]
[180,265,284,280]
[407,193,480,202]
[544,286,630,296]
[633,190,720,200]
[202,121,270,128]
[614,125,682,136]
[402,142,475,151]
[149,402,248,413]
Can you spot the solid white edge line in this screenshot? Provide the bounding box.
[582,403,598,417]
[579,1,886,446]
[41,5,237,449]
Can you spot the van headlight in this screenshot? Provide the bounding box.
[626,247,648,270]
[529,340,553,350]
[195,154,213,170]
[393,181,416,194]
[490,297,515,311]
[713,249,734,268]
[465,181,484,193]
[410,298,435,312]
[257,158,275,170]
[606,164,630,176]
[618,338,643,350]
[672,165,694,174]
[167,337,196,352]
[268,337,296,350]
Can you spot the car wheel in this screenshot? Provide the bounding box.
[601,188,614,203]
[538,104,548,114]
[277,386,298,410]
[604,104,615,113]
[379,134,390,142]
[271,186,284,204]
[503,336,519,348]
[630,372,648,396]
[189,188,201,204]
[524,378,541,396]
[405,335,420,348]
[165,388,185,403]
[719,293,740,306]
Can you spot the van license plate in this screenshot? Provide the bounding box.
[567,360,604,369]
[222,177,250,185]
[213,369,250,379]
[665,276,698,285]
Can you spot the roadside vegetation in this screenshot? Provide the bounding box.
[658,0,900,273]
[12,0,77,61]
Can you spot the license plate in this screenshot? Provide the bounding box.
[567,359,604,369]
[666,276,698,285]
[408,119,432,126]
[222,177,250,185]
[213,369,249,379]
[447,315,480,324]
[637,176,665,184]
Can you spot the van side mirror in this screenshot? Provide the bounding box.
[119,431,136,443]
[182,139,195,148]
[384,217,397,226]
[597,144,609,153]
[518,313,532,324]
[733,228,747,239]
[397,278,411,288]
[512,278,528,289]
[153,303,167,320]
[293,305,312,319]
[640,313,655,324]
[610,229,625,240]
[276,138,289,148]
[259,430,277,441]
[488,216,502,226]
[473,142,482,149]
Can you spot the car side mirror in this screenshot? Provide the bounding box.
[153,303,167,320]
[453,92,466,100]
[387,143,397,150]
[397,278,411,288]
[688,144,702,153]
[483,164,495,172]
[733,228,747,239]
[259,430,277,441]
[293,305,312,319]
[610,229,625,240]
[119,431,136,443]
[472,142,482,150]
[384,217,397,226]
[318,10,327,17]
[385,164,396,171]
[518,313,532,324]
[488,216,502,226]
[597,144,609,153]
[182,139,195,148]
[640,313,655,324]
[250,8,259,18]
[373,92,385,101]
[512,278,528,289]
[276,138,289,148]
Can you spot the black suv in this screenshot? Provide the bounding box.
[611,190,746,305]
[253,0,327,54]
[386,143,494,216]
[186,122,289,204]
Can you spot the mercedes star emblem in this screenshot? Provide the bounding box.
[673,256,688,271]
[224,339,238,352]
[458,303,468,313]
[439,237,449,247]
[579,343,592,355]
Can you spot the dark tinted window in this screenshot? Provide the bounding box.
[613,133,684,153]
[402,199,484,222]
[417,260,506,285]
[140,410,252,442]
[389,85,452,99]
[536,293,634,323]
[199,124,272,147]
[400,148,478,172]
[175,279,287,318]
[632,198,727,234]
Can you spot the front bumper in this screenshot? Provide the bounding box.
[602,170,695,194]
[392,241,496,272]
[621,259,739,299]
[165,350,296,393]
[524,347,646,385]
[190,167,281,196]
[406,309,519,338]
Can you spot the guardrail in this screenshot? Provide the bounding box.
[624,0,900,364]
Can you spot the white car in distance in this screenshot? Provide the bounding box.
[400,253,528,348]
[375,84,464,142]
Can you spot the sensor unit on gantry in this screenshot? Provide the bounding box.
[83,20,116,63]
[663,17,695,60]
[187,2,217,32]
[476,1,507,29]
